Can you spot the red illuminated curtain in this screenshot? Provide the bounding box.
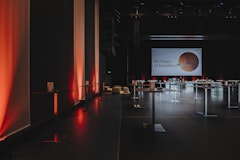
[0,0,30,140]
[74,0,85,103]
[73,0,100,103]
[95,0,100,94]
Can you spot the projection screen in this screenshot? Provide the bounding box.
[151,48,202,76]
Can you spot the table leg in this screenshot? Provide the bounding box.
[170,85,180,102]
[196,87,217,117]
[143,91,166,132]
[227,85,239,109]
[133,90,144,108]
[131,85,138,100]
[194,84,202,99]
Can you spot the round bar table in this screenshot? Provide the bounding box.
[136,87,166,132]
[169,82,180,102]
[192,82,202,100]
[227,84,239,109]
[196,84,217,117]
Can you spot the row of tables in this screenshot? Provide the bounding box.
[192,80,240,117]
[130,79,240,133]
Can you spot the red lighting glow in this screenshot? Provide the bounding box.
[95,0,100,94]
[74,0,85,102]
[140,75,146,80]
[76,108,86,125]
[43,133,61,143]
[0,136,7,141]
[152,76,157,80]
[162,76,167,81]
[0,0,30,139]
[54,93,58,115]
[183,76,186,81]
[91,74,96,93]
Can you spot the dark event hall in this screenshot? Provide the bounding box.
[1,0,240,160]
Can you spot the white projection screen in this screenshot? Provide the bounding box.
[151,48,202,76]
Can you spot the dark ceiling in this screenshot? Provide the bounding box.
[100,0,240,17]
[100,0,240,36]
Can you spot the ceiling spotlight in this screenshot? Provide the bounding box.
[129,6,144,19]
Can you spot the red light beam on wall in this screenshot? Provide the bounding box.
[74,0,85,103]
[95,0,100,94]
[0,0,30,139]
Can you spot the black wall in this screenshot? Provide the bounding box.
[30,0,74,127]
[30,0,106,128]
[85,0,96,98]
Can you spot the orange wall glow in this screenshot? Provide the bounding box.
[74,0,85,103]
[74,0,100,101]
[95,0,100,94]
[53,93,58,115]
[0,0,30,139]
[91,74,96,93]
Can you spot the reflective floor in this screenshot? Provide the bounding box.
[2,84,240,160]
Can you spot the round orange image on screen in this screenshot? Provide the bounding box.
[178,52,199,72]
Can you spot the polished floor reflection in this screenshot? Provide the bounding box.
[2,84,240,160]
